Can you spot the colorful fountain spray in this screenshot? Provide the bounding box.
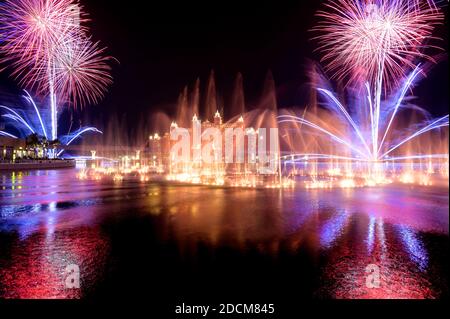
[75,0,448,189]
[278,0,449,188]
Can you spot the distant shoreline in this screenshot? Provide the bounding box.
[0,159,75,171]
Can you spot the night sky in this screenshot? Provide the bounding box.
[0,0,448,143]
[83,0,323,126]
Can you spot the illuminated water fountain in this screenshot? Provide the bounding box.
[78,0,448,190]
[277,0,449,188]
[277,66,449,188]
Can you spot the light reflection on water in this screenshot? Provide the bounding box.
[366,216,376,254]
[319,210,349,249]
[397,224,429,271]
[0,169,448,299]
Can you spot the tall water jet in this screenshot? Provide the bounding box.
[133,112,150,148]
[259,70,278,112]
[204,70,218,121]
[231,72,245,118]
[176,86,190,128]
[190,78,200,118]
[254,71,282,184]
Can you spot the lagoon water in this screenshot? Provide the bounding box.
[0,169,448,300]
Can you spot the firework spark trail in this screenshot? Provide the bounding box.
[385,154,448,161]
[0,131,18,138]
[0,91,103,153]
[281,154,367,162]
[317,88,372,157]
[1,92,50,138]
[278,115,369,159]
[0,0,85,92]
[0,105,36,134]
[281,153,449,164]
[378,65,422,154]
[52,38,114,108]
[293,0,448,169]
[278,64,449,163]
[57,127,102,157]
[0,0,82,141]
[0,0,114,145]
[64,127,102,146]
[312,0,444,90]
[381,115,449,158]
[278,109,448,162]
[365,83,376,156]
[23,90,48,138]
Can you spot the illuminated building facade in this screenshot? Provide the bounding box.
[0,137,26,161]
[146,111,281,186]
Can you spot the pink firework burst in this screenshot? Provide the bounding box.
[312,0,443,91]
[52,38,114,108]
[0,0,86,89]
[0,0,114,109]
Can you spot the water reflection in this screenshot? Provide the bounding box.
[319,210,348,249]
[366,216,376,254]
[0,169,448,299]
[397,224,428,271]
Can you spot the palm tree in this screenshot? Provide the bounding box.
[25,134,58,159]
[25,133,40,158]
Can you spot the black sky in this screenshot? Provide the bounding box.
[83,0,322,120]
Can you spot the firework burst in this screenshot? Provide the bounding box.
[0,0,114,107]
[312,0,443,91]
[0,0,115,142]
[51,38,114,108]
[0,0,85,90]
[276,0,449,187]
